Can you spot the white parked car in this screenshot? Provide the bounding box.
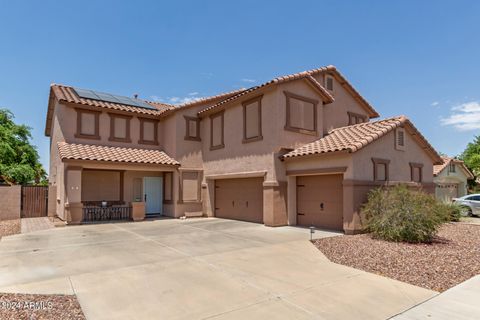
[452,194,480,216]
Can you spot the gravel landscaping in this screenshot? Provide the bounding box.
[0,219,20,239]
[0,293,85,320]
[313,223,480,292]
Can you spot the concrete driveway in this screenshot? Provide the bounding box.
[0,218,435,319]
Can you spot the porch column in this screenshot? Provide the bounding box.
[263,180,288,227]
[65,166,83,224]
[287,175,296,226]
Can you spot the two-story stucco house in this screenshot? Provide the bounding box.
[45,65,442,234]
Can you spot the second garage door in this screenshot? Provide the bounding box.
[297,174,343,230]
[215,178,263,223]
[436,183,459,202]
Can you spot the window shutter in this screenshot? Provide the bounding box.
[81,113,96,135]
[397,130,404,146]
[326,76,334,91]
[182,172,199,201]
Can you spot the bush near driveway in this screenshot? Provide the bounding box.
[437,202,462,222]
[362,185,449,243]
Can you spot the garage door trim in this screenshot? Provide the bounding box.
[287,166,347,176]
[206,171,266,180]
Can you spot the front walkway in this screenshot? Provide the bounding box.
[0,218,435,319]
[392,275,480,319]
[21,217,55,234]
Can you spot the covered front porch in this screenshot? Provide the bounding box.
[63,164,176,224]
[57,142,179,224]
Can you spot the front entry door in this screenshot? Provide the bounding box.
[143,177,163,215]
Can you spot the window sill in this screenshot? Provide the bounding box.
[184,136,201,141]
[242,136,263,144]
[177,200,202,204]
[74,133,101,140]
[210,144,225,151]
[138,140,159,146]
[284,126,317,136]
[108,137,132,143]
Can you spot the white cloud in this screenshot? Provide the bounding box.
[201,72,214,79]
[188,92,199,96]
[150,94,203,105]
[441,101,480,131]
[241,78,256,83]
[150,95,162,102]
[431,101,439,107]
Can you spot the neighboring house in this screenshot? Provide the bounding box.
[45,65,442,234]
[434,157,474,202]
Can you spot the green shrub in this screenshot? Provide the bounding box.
[362,185,446,243]
[436,202,462,222]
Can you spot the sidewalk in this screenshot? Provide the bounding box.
[21,217,55,234]
[391,275,480,319]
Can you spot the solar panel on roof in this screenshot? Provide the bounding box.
[74,88,100,100]
[72,87,156,110]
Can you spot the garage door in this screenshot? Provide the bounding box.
[215,178,263,223]
[297,174,343,230]
[436,183,458,202]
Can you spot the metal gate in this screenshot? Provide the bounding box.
[21,186,48,218]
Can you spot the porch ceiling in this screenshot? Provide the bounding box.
[58,142,179,166]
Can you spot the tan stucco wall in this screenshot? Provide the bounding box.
[284,153,354,178]
[273,81,325,151]
[0,186,21,220]
[284,126,436,233]
[348,129,435,233]
[201,81,329,181]
[56,102,163,150]
[47,185,57,217]
[161,104,207,217]
[48,102,66,218]
[352,129,434,183]
[199,81,332,224]
[312,73,371,133]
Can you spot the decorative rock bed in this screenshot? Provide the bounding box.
[313,223,480,292]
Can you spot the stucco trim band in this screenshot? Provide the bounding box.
[286,167,348,176]
[205,171,267,180]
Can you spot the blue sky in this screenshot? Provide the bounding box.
[1,0,479,172]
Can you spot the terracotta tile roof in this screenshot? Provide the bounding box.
[45,84,175,136]
[197,70,335,117]
[301,65,379,118]
[51,84,174,115]
[197,65,379,118]
[156,88,248,118]
[57,142,179,166]
[434,157,451,176]
[176,88,247,108]
[434,157,474,178]
[282,116,443,164]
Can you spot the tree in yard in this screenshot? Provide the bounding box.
[459,135,480,191]
[0,108,47,185]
